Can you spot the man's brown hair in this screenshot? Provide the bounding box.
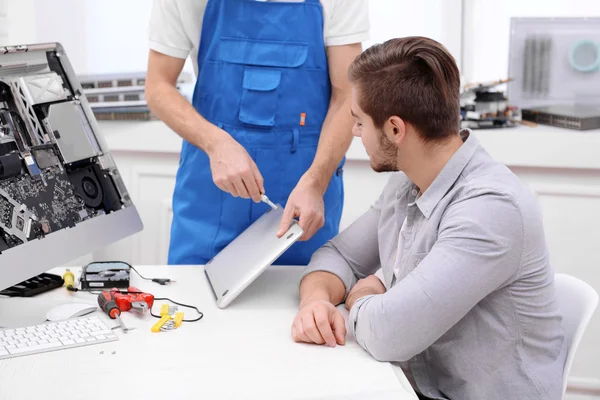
[348,36,461,141]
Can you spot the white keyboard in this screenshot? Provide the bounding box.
[0,315,118,360]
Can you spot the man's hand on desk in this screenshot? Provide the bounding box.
[291,300,346,348]
[345,275,386,311]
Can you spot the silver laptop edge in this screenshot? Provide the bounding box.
[205,207,303,309]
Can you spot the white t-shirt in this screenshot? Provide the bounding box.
[148,0,370,76]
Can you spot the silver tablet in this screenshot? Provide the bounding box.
[204,206,303,308]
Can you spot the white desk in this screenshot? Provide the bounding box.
[0,266,417,400]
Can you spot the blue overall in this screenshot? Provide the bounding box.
[168,0,344,265]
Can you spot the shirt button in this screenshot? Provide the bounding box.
[411,189,418,196]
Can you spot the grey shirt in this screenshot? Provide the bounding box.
[303,131,567,400]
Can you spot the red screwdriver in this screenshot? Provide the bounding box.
[98,291,130,333]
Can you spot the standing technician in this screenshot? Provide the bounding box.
[145,0,369,265]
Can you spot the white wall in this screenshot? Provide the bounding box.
[32,0,153,75]
[0,0,7,45]
[8,0,463,77]
[4,0,36,45]
[7,0,600,85]
[365,0,462,67]
[462,0,600,83]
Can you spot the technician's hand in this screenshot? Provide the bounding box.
[278,175,325,241]
[207,134,264,202]
[345,275,386,311]
[291,300,346,347]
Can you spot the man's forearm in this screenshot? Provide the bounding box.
[146,81,226,154]
[299,271,346,309]
[304,94,354,194]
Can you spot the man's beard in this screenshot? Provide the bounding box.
[371,130,398,173]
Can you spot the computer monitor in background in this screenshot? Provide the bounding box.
[0,43,143,291]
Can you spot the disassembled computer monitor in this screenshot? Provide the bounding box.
[0,43,143,291]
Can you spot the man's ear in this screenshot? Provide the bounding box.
[383,116,406,145]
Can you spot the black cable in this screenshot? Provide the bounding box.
[150,297,204,322]
[70,287,203,323]
[129,265,174,285]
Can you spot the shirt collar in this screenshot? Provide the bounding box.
[415,129,480,218]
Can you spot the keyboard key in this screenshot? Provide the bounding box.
[0,317,118,360]
[9,342,61,355]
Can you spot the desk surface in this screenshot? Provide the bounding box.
[0,266,417,400]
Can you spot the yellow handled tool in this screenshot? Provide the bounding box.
[63,269,75,292]
[151,315,172,333]
[174,312,184,328]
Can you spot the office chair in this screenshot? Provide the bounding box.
[554,273,599,399]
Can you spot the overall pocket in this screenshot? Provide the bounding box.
[240,68,281,127]
[219,37,308,127]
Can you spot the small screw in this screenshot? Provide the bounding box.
[112,351,116,355]
[99,351,104,354]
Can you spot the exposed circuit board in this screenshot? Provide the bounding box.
[0,49,125,254]
[0,164,103,238]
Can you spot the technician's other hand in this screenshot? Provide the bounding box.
[278,175,325,241]
[292,300,346,347]
[208,133,264,202]
[345,275,386,311]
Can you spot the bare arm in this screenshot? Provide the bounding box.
[145,50,264,201]
[291,195,384,347]
[278,44,362,239]
[307,43,362,193]
[145,50,223,154]
[299,271,346,309]
[292,271,347,347]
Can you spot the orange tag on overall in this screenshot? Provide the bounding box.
[300,113,306,126]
